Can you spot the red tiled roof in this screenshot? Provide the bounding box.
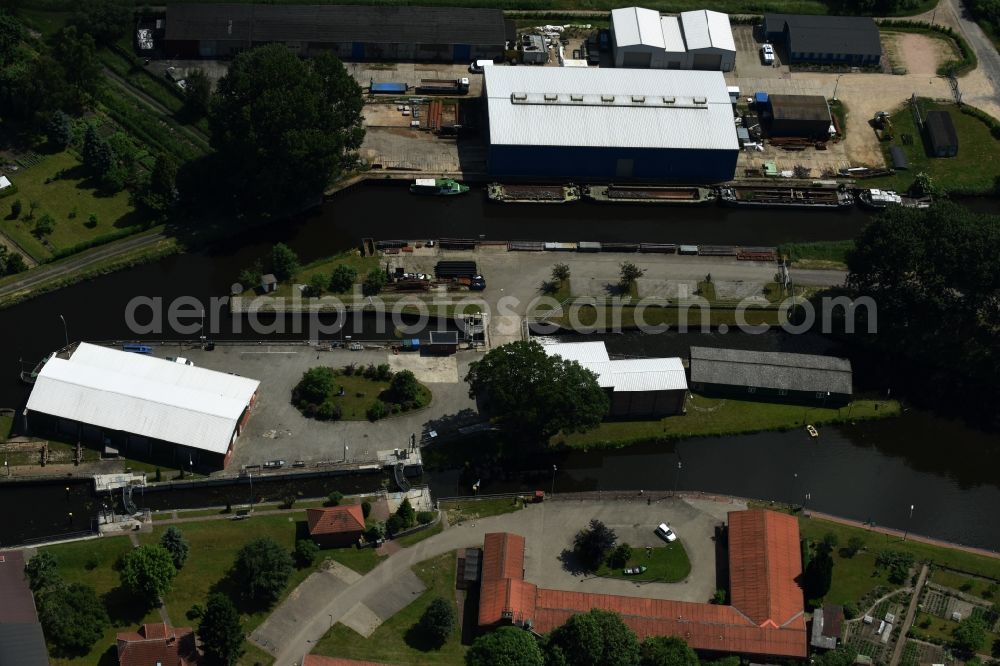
[303,656,393,666]
[0,551,40,624]
[728,510,804,628]
[307,505,366,536]
[477,511,807,659]
[116,622,196,666]
[481,532,525,582]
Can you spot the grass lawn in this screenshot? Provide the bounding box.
[596,542,691,583]
[555,394,901,449]
[266,251,379,298]
[440,497,525,524]
[0,413,13,441]
[43,536,161,666]
[931,568,998,597]
[0,150,143,261]
[296,367,432,421]
[323,546,386,575]
[868,100,1000,195]
[779,240,855,269]
[395,521,444,548]
[312,552,465,666]
[532,278,572,313]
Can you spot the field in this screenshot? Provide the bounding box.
[266,251,380,298]
[1,150,142,262]
[312,552,466,666]
[779,240,855,269]
[595,541,692,583]
[870,100,1000,195]
[554,394,900,449]
[440,497,525,524]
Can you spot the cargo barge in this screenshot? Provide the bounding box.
[584,184,715,204]
[487,183,581,204]
[718,186,854,209]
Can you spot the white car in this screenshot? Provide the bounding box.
[655,523,678,542]
[760,44,775,64]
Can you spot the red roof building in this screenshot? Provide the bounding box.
[307,505,366,548]
[116,623,196,666]
[477,510,807,659]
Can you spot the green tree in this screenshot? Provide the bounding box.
[362,268,387,295]
[50,27,100,98]
[24,551,60,592]
[294,367,335,406]
[233,537,294,604]
[639,636,698,666]
[814,645,859,666]
[0,9,23,67]
[551,263,571,282]
[619,261,645,287]
[417,597,455,648]
[183,68,212,118]
[70,0,131,45]
[294,539,319,568]
[465,340,609,444]
[38,583,109,656]
[327,491,344,506]
[307,272,327,297]
[389,369,421,404]
[160,526,190,570]
[608,542,632,569]
[386,513,405,536]
[845,536,866,557]
[33,212,55,237]
[199,592,245,666]
[136,154,178,218]
[0,248,27,276]
[361,501,371,518]
[395,497,416,528]
[573,519,618,571]
[271,243,300,282]
[954,616,988,656]
[467,626,544,666]
[328,264,358,292]
[209,45,364,210]
[546,609,640,666]
[45,110,73,149]
[238,259,264,291]
[121,545,177,607]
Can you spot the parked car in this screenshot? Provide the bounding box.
[165,356,194,366]
[655,522,678,542]
[760,44,775,64]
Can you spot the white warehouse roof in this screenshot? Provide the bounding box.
[484,67,738,151]
[541,340,688,392]
[611,6,665,48]
[26,343,260,455]
[680,10,736,53]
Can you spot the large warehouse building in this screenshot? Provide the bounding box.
[542,341,688,417]
[611,7,735,71]
[25,343,260,470]
[163,3,508,62]
[483,67,739,181]
[762,14,881,66]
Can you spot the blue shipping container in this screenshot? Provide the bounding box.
[371,82,408,94]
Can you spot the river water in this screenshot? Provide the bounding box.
[1,183,998,549]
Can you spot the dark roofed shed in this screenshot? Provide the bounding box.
[924,110,958,157]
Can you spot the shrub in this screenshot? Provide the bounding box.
[327,491,344,506]
[417,597,455,648]
[160,526,190,570]
[328,264,357,293]
[364,521,385,542]
[395,498,416,528]
[607,542,632,569]
[316,400,341,421]
[294,539,319,568]
[386,514,405,536]
[233,538,294,604]
[389,369,421,404]
[375,363,392,381]
[876,550,915,585]
[366,400,387,421]
[293,367,335,410]
[34,212,56,237]
[417,510,435,525]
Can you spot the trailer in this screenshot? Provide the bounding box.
[371,82,408,95]
[416,78,470,95]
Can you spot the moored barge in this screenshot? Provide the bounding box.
[487,183,580,203]
[718,186,854,209]
[584,184,715,204]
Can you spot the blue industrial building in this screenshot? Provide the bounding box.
[483,67,739,181]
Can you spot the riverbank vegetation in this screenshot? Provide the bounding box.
[553,393,899,449]
[292,364,431,421]
[780,240,854,269]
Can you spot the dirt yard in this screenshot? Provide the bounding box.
[883,32,958,76]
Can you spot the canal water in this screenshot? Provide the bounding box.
[1,183,998,549]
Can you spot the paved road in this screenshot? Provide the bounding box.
[946,0,1000,113]
[0,231,169,302]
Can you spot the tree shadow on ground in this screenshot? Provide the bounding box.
[403,621,445,652]
[603,281,630,297]
[460,587,480,646]
[102,585,149,626]
[96,644,119,666]
[558,548,589,577]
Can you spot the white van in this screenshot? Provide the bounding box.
[469,59,495,73]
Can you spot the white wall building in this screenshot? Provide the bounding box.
[611,7,735,72]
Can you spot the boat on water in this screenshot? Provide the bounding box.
[584,184,715,204]
[718,186,854,209]
[856,188,932,210]
[486,183,580,203]
[410,178,470,196]
[19,352,54,384]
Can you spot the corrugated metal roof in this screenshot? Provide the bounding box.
[0,624,49,666]
[165,3,506,47]
[541,342,687,392]
[660,16,686,53]
[26,343,260,455]
[689,346,852,395]
[539,340,611,363]
[611,7,664,48]
[680,10,736,53]
[485,67,739,151]
[0,552,39,624]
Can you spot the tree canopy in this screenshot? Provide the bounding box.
[38,583,109,656]
[573,519,618,571]
[70,0,131,46]
[547,609,641,666]
[160,526,190,570]
[271,243,300,282]
[0,9,22,67]
[199,592,245,666]
[639,636,699,666]
[328,264,358,293]
[233,537,294,604]
[466,627,545,666]
[466,340,609,444]
[846,203,1000,428]
[25,551,60,592]
[209,45,364,210]
[417,597,456,648]
[121,545,177,607]
[953,616,988,656]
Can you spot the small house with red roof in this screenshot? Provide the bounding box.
[116,622,196,666]
[307,505,366,548]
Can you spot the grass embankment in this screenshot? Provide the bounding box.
[779,240,854,269]
[870,100,1000,196]
[312,552,465,666]
[440,497,525,524]
[596,542,692,583]
[0,414,12,442]
[798,516,1000,610]
[0,151,143,262]
[266,251,380,298]
[555,393,900,449]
